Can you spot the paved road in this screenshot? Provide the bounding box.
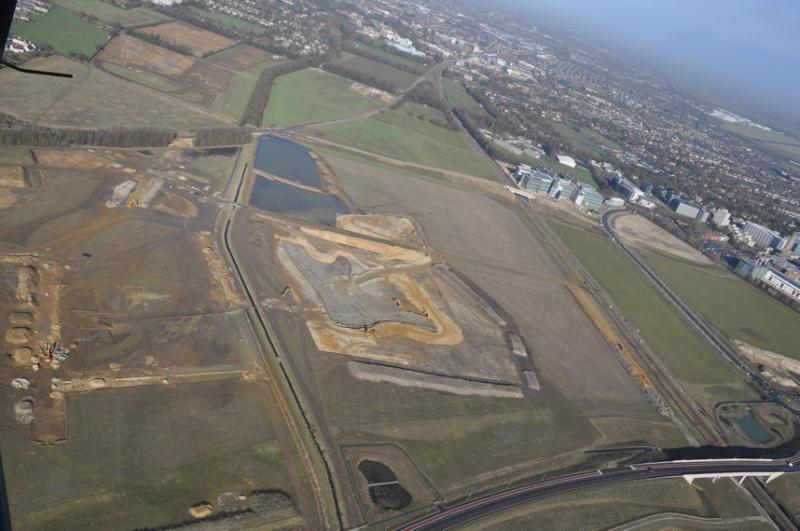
[617,513,770,530]
[602,209,800,415]
[403,455,800,530]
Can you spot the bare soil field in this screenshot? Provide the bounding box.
[612,212,711,265]
[97,33,195,77]
[231,145,686,519]
[323,149,653,415]
[0,166,26,188]
[336,55,417,90]
[140,21,236,57]
[208,43,278,70]
[0,56,226,130]
[245,212,525,394]
[176,60,234,106]
[1,141,366,529]
[0,144,310,529]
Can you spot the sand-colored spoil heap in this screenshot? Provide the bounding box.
[272,214,525,397]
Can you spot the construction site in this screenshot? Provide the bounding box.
[0,144,309,530]
[255,211,533,398]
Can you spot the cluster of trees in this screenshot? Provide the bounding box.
[323,62,398,94]
[0,124,177,148]
[128,28,193,57]
[452,107,516,163]
[404,81,450,117]
[342,41,426,75]
[241,58,314,126]
[194,126,252,146]
[463,84,526,136]
[152,3,302,59]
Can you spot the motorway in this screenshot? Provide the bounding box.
[403,454,800,530]
[601,209,800,415]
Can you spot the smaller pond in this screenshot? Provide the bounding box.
[254,136,322,188]
[249,176,348,226]
[735,410,773,444]
[357,460,412,511]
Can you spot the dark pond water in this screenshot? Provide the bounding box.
[253,136,322,188]
[249,176,347,226]
[357,460,412,511]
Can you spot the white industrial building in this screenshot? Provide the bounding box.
[712,208,731,228]
[611,176,642,202]
[737,260,800,306]
[742,221,787,250]
[556,155,577,168]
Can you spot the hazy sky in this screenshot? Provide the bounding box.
[493,0,800,124]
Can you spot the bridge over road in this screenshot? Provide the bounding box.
[403,454,800,531]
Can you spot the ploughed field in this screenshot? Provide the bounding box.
[0,55,227,131]
[95,34,285,122]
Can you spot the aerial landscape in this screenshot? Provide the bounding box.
[1,0,800,529]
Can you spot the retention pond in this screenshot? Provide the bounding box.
[249,176,347,226]
[253,136,322,188]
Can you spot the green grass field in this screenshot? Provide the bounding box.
[189,149,238,188]
[642,251,800,359]
[212,61,277,121]
[0,381,297,530]
[318,104,500,181]
[458,478,764,530]
[262,68,386,127]
[53,0,169,27]
[551,121,621,157]
[768,475,800,520]
[314,355,596,492]
[549,222,740,388]
[0,146,35,165]
[12,7,109,57]
[443,78,489,117]
[722,121,800,159]
[189,6,265,34]
[100,62,181,93]
[378,102,466,146]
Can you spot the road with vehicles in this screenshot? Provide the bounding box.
[601,209,800,414]
[403,454,800,531]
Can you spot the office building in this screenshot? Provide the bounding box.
[712,208,731,228]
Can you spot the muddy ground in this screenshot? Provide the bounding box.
[0,146,307,529]
[230,145,691,525]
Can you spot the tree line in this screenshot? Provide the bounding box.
[127,28,194,57]
[342,41,426,75]
[152,3,302,59]
[323,62,398,94]
[194,126,252,146]
[404,81,449,116]
[0,123,177,148]
[452,107,520,164]
[241,58,315,126]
